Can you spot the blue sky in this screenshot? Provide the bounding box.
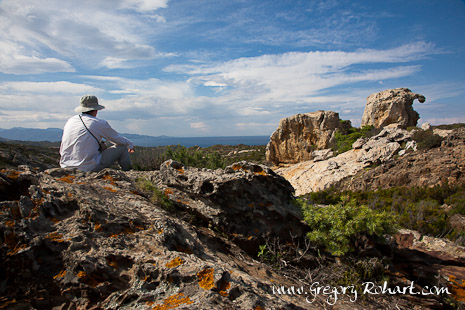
[0,0,464,137]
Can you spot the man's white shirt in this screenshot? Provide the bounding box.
[60,114,134,172]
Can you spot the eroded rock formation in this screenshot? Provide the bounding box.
[361,88,425,128]
[0,163,311,309]
[277,127,465,196]
[266,110,350,165]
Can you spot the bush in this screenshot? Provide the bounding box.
[412,129,442,150]
[165,145,225,169]
[333,125,375,154]
[300,196,399,256]
[303,183,465,243]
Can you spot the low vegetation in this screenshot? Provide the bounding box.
[130,144,266,170]
[304,183,465,245]
[412,128,443,150]
[332,125,377,154]
[298,196,398,256]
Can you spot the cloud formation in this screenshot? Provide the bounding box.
[0,0,464,136]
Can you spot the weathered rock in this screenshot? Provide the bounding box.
[392,229,465,304]
[0,163,312,309]
[336,128,465,191]
[266,110,349,165]
[361,88,425,128]
[143,160,307,255]
[277,127,414,196]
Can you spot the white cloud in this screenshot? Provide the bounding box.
[0,81,100,94]
[0,41,74,74]
[190,122,208,131]
[121,0,169,13]
[0,0,170,74]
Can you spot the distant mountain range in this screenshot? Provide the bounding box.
[0,127,270,147]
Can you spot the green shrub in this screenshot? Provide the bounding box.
[300,196,399,256]
[303,183,465,243]
[412,129,442,150]
[165,145,225,169]
[333,125,375,154]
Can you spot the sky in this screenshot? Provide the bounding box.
[0,0,464,137]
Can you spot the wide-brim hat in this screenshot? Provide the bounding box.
[75,95,105,113]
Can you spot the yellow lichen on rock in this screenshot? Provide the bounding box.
[197,268,215,290]
[151,293,193,310]
[165,257,185,268]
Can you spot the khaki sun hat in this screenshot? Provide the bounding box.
[75,95,105,113]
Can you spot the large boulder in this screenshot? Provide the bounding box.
[266,110,350,165]
[361,88,425,128]
[0,164,310,309]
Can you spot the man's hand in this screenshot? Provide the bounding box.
[128,148,135,153]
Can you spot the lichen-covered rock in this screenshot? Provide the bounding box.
[266,110,350,165]
[0,164,311,309]
[141,159,307,255]
[361,88,425,128]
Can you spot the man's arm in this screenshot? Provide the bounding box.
[99,120,135,152]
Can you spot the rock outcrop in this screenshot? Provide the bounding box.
[266,110,350,165]
[336,127,465,191]
[277,126,415,196]
[0,163,314,309]
[361,88,425,128]
[2,158,465,308]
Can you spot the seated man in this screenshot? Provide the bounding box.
[60,95,135,172]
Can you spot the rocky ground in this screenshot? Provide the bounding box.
[277,127,465,196]
[1,159,464,309]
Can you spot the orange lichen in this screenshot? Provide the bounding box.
[58,175,75,183]
[254,170,267,176]
[152,293,193,310]
[218,281,231,297]
[103,186,117,193]
[231,164,244,171]
[94,224,103,232]
[164,188,174,197]
[165,257,185,268]
[7,243,28,256]
[5,221,15,228]
[53,270,67,280]
[106,257,118,269]
[197,268,215,290]
[45,232,65,243]
[449,275,465,301]
[254,306,264,310]
[6,170,20,179]
[32,198,45,206]
[157,228,164,234]
[103,175,116,185]
[49,217,60,223]
[0,298,17,308]
[77,271,102,287]
[248,203,255,208]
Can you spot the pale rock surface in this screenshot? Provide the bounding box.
[277,127,412,196]
[361,88,425,128]
[265,110,350,165]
